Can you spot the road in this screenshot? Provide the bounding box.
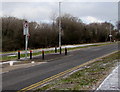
[2,43,118,91]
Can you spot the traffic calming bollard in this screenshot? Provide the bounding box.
[42,50,44,60]
[65,48,67,55]
[60,47,61,54]
[55,46,57,53]
[30,50,32,59]
[18,51,20,59]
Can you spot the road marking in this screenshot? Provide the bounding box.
[18,66,78,91]
[18,59,98,92]
[18,50,118,92]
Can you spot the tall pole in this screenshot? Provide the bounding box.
[109,20,112,42]
[59,2,61,54]
[23,21,29,59]
[25,35,28,59]
[110,24,111,42]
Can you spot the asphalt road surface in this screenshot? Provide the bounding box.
[2,43,118,91]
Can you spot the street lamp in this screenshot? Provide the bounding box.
[59,2,62,54]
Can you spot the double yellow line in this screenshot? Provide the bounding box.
[18,60,94,92]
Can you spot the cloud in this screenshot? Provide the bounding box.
[62,2,117,21]
[11,7,50,20]
[2,2,54,21]
[81,16,103,24]
[2,2,118,24]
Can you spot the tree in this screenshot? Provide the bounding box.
[2,15,119,52]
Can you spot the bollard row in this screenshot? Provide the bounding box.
[18,50,33,60]
[17,48,67,60]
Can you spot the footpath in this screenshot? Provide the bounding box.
[96,64,120,91]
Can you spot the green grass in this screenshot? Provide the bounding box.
[1,42,115,61]
[35,51,120,91]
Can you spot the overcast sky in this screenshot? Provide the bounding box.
[1,1,118,25]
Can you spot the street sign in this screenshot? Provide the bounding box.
[23,21,29,35]
[109,35,112,37]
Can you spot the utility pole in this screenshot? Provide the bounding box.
[109,21,112,42]
[59,2,62,54]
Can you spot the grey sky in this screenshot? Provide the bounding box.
[2,2,118,24]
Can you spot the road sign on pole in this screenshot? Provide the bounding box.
[23,21,29,59]
[23,21,29,35]
[109,35,112,37]
[109,22,112,42]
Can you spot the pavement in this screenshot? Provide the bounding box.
[1,43,118,91]
[96,63,120,91]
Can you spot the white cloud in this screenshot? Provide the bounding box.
[40,20,53,23]
[2,2,54,22]
[81,16,103,24]
[11,7,50,20]
[2,2,117,24]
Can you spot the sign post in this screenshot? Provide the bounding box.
[23,21,29,59]
[109,34,112,42]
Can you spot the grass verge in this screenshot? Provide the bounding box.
[35,51,120,91]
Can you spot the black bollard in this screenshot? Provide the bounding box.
[18,51,20,59]
[30,50,32,59]
[42,50,44,60]
[55,46,57,53]
[65,48,67,55]
[60,47,61,54]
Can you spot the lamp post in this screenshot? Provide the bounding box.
[59,2,62,54]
